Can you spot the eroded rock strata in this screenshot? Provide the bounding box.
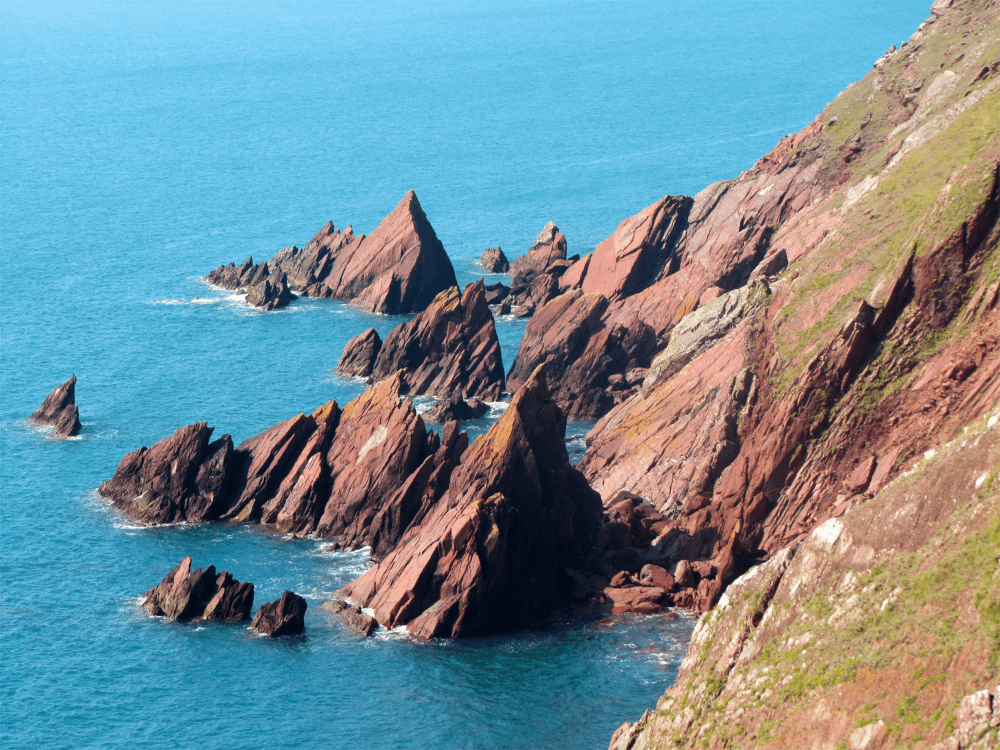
[604,0,1000,746]
[347,279,505,401]
[207,191,457,315]
[480,247,509,273]
[29,375,81,438]
[98,372,449,550]
[142,556,254,622]
[340,365,605,639]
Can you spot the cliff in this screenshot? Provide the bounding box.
[605,0,1000,745]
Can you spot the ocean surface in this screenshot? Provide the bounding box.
[1,1,929,748]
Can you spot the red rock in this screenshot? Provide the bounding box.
[251,591,307,637]
[510,222,567,292]
[506,290,656,420]
[603,585,667,614]
[639,564,675,591]
[423,395,490,423]
[367,280,505,400]
[244,270,296,310]
[609,571,632,588]
[322,600,378,637]
[142,556,254,622]
[844,455,877,493]
[337,328,383,378]
[211,192,457,315]
[99,422,234,525]
[29,376,81,438]
[308,191,458,314]
[480,247,509,273]
[340,364,604,639]
[574,195,691,302]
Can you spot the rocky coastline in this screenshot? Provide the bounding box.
[88,0,1000,745]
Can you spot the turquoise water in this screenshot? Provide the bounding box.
[2,1,928,748]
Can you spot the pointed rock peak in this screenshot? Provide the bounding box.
[174,555,194,585]
[311,400,340,422]
[534,221,559,247]
[518,363,551,404]
[340,370,409,421]
[432,285,462,313]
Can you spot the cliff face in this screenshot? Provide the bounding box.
[611,407,1000,750]
[605,0,1000,746]
[575,0,1000,614]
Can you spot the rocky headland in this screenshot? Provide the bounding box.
[96,0,1000,742]
[29,376,81,437]
[207,191,458,314]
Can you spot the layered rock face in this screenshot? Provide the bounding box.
[348,280,505,401]
[510,221,567,292]
[604,1,1000,744]
[612,408,1000,750]
[29,376,81,437]
[142,556,254,622]
[209,191,457,315]
[340,365,604,639]
[251,591,307,636]
[322,600,378,637]
[98,372,456,551]
[337,328,383,378]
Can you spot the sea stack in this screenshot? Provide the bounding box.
[29,376,81,437]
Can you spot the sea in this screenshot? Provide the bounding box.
[1,1,929,748]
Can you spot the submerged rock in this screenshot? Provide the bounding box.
[142,556,254,622]
[251,591,307,636]
[322,600,378,637]
[29,375,81,437]
[480,247,509,273]
[341,364,604,639]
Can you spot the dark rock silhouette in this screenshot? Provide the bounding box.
[251,591,307,636]
[29,376,81,437]
[142,556,254,622]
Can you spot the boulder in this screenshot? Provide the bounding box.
[142,556,254,622]
[510,222,567,292]
[322,600,378,637]
[603,585,669,615]
[483,281,511,306]
[244,271,296,310]
[423,395,490,423]
[29,376,81,437]
[251,591,307,636]
[480,247,509,273]
[340,364,604,639]
[337,328,383,378]
[367,280,505,401]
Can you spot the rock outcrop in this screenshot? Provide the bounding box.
[423,395,489,423]
[337,328,383,378]
[29,376,81,437]
[510,221,567,292]
[251,591,307,636]
[99,372,456,552]
[322,600,378,637]
[355,280,505,401]
[209,191,458,315]
[480,247,509,273]
[207,257,297,310]
[142,556,254,622]
[340,364,604,639]
[244,271,295,311]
